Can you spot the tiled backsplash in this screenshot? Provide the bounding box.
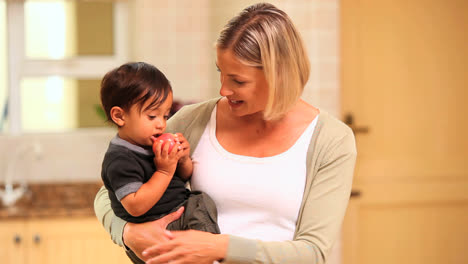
[0,128,115,182]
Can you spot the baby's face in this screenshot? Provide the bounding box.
[118,92,173,148]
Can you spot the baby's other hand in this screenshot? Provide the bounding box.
[174,133,191,162]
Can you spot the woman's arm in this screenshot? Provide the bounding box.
[123,207,184,260]
[143,230,229,264]
[94,186,127,246]
[93,185,184,260]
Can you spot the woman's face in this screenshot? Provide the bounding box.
[216,48,269,118]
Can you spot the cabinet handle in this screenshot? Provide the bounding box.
[350,189,361,199]
[343,113,369,134]
[33,234,41,244]
[14,234,22,244]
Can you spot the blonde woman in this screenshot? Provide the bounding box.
[94,3,356,264]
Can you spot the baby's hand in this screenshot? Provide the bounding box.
[151,137,178,177]
[173,133,191,163]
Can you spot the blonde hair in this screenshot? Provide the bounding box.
[216,3,310,120]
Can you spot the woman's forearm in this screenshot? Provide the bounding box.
[94,185,126,247]
[143,231,229,264]
[223,236,322,264]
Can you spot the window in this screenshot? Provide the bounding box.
[0,1,7,132]
[1,0,128,134]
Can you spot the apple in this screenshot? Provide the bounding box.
[155,133,176,153]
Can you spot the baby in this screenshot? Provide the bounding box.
[99,62,219,235]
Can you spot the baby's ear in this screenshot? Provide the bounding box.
[110,106,125,126]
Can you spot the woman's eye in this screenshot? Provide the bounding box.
[234,80,245,85]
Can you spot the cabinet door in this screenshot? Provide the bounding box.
[27,217,129,264]
[0,220,28,264]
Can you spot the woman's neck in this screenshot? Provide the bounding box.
[214,98,318,157]
[219,98,316,134]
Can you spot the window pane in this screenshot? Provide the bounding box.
[24,0,114,59]
[0,0,7,132]
[21,77,108,132]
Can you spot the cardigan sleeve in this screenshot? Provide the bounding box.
[94,185,126,247]
[223,127,357,264]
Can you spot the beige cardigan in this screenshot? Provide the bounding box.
[94,97,356,264]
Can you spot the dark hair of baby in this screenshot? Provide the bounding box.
[100,62,172,123]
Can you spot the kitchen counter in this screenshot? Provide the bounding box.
[0,183,362,219]
[0,182,102,219]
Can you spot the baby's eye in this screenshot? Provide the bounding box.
[148,115,156,120]
[164,115,170,120]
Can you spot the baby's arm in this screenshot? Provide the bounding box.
[121,140,179,217]
[120,170,173,217]
[174,133,193,181]
[176,156,193,181]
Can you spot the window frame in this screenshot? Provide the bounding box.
[5,0,128,134]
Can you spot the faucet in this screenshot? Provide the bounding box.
[0,142,42,207]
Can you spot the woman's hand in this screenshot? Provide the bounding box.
[123,207,184,261]
[143,230,229,264]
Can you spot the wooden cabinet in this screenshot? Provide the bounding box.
[0,217,129,264]
[0,221,27,264]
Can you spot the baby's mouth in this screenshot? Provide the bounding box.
[150,134,161,142]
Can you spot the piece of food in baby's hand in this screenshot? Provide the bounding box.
[155,133,176,152]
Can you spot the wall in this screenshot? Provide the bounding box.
[0,128,115,183]
[0,0,341,180]
[129,0,214,102]
[129,0,341,115]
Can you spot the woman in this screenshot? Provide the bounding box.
[94,3,356,264]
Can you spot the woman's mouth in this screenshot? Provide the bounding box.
[228,99,243,108]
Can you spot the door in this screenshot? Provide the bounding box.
[340,0,468,264]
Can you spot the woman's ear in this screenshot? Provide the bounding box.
[110,106,125,127]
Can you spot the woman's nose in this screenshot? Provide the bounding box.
[219,82,233,96]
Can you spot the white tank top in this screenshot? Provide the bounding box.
[191,106,318,241]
